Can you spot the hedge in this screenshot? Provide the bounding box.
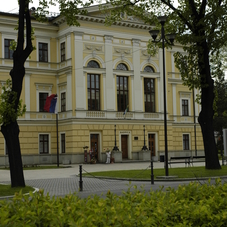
[0,179,227,226]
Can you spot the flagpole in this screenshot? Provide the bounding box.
[56,112,59,167]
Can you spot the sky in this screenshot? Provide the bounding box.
[1,0,60,14]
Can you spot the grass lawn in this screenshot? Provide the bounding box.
[84,165,227,179]
[0,185,35,197]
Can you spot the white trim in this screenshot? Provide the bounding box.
[60,90,66,112]
[180,97,191,116]
[140,60,160,72]
[1,34,16,59]
[113,58,133,70]
[83,55,106,68]
[36,38,51,64]
[36,90,51,112]
[38,133,51,154]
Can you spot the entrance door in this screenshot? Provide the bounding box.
[90,134,99,161]
[121,135,128,159]
[148,134,155,158]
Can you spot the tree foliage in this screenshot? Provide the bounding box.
[0,80,26,126]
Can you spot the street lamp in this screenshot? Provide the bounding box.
[149,16,175,176]
[142,125,148,150]
[113,125,119,151]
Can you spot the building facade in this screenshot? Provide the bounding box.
[0,6,204,165]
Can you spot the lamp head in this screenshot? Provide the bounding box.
[149,29,160,41]
[157,16,167,25]
[166,33,175,45]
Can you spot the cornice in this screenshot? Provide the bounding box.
[53,15,152,30]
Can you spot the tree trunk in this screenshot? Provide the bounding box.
[0,0,33,187]
[198,40,221,169]
[1,122,25,187]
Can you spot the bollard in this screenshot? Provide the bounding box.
[151,160,154,185]
[79,165,83,191]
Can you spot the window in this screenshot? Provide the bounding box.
[117,76,128,112]
[39,42,48,62]
[39,92,48,112]
[61,92,66,112]
[4,39,14,59]
[116,63,128,71]
[61,42,65,62]
[87,74,100,110]
[144,66,154,73]
[39,134,49,154]
[87,60,100,68]
[61,133,65,154]
[182,99,189,116]
[144,78,155,112]
[183,134,190,150]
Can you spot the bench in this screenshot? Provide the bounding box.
[191,156,205,166]
[168,156,191,167]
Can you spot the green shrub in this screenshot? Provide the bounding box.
[0,179,227,226]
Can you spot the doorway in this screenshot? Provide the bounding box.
[121,135,128,159]
[148,134,155,158]
[90,134,99,161]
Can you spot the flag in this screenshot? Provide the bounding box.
[123,105,129,115]
[44,94,57,113]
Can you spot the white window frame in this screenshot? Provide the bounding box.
[36,38,50,63]
[60,91,66,112]
[181,98,189,116]
[2,34,16,60]
[179,92,191,116]
[39,133,51,154]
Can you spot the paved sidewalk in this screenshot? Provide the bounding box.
[0,161,208,198]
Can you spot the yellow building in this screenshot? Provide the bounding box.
[0,5,204,165]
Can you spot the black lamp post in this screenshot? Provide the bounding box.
[149,16,175,176]
[113,125,119,151]
[142,125,148,150]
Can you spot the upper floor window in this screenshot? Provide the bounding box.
[39,134,49,154]
[39,42,48,62]
[182,99,189,116]
[117,76,128,112]
[87,60,100,68]
[39,92,48,112]
[87,74,100,111]
[4,39,14,59]
[61,42,65,62]
[116,63,128,71]
[144,78,155,112]
[61,92,66,112]
[144,66,155,73]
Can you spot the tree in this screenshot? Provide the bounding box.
[213,66,227,154]
[1,0,90,187]
[101,0,227,169]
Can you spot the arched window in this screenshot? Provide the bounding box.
[116,63,128,71]
[144,66,155,73]
[87,60,100,68]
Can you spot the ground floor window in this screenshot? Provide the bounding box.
[39,134,49,154]
[183,134,190,150]
[61,133,65,153]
